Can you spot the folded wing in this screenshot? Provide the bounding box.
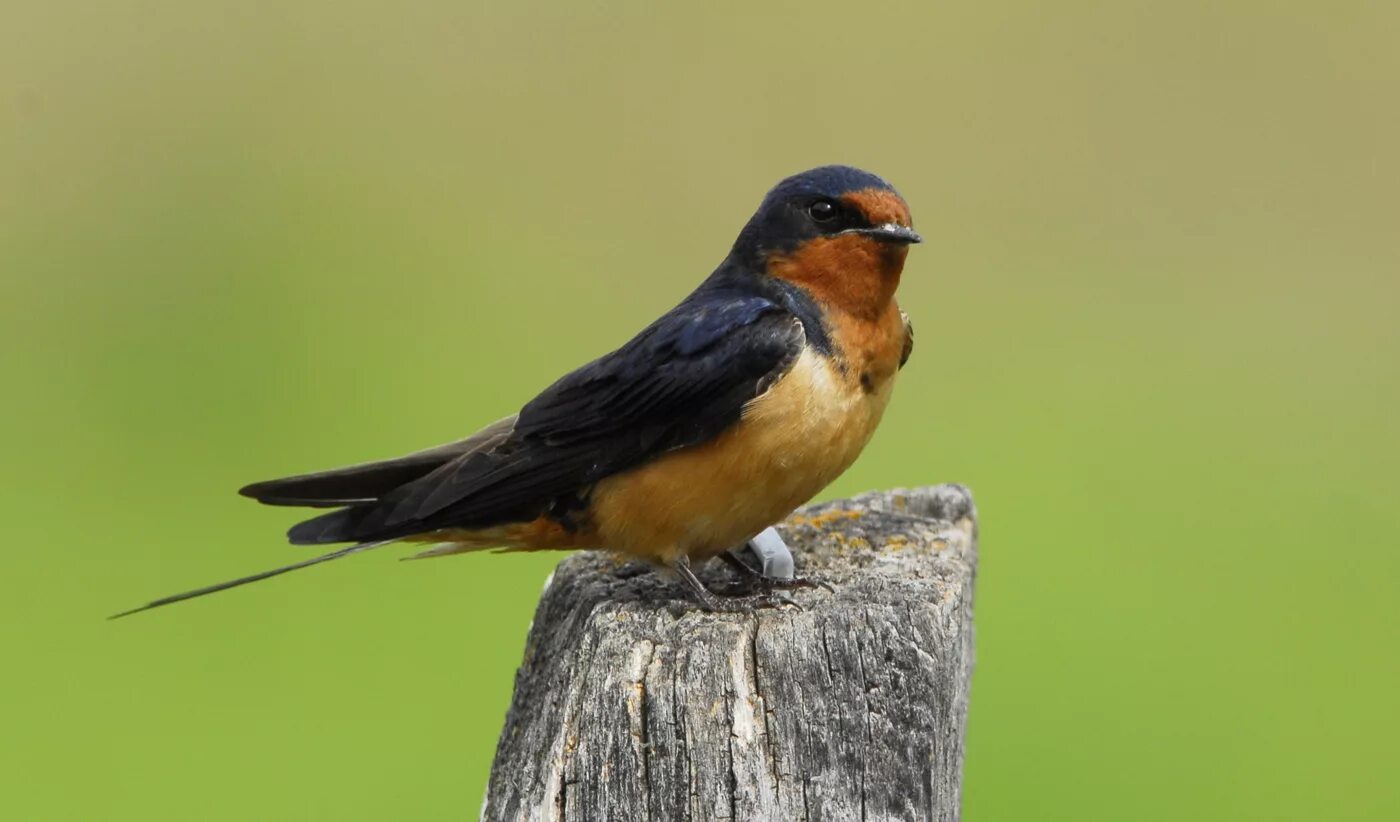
[262,293,806,545]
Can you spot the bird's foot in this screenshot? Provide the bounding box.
[716,527,834,596]
[707,572,831,598]
[673,553,804,612]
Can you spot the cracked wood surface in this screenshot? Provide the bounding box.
[482,484,978,822]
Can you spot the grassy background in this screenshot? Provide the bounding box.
[3,2,1397,819]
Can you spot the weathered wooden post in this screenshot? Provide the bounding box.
[482,484,978,821]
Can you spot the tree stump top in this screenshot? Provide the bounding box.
[484,484,978,822]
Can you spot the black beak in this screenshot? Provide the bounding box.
[851,223,923,245]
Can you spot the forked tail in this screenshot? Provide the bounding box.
[109,540,394,619]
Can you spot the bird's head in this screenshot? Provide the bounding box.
[730,165,919,317]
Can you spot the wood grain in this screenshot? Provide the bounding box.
[482,484,978,822]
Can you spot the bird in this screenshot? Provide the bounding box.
[113,165,920,617]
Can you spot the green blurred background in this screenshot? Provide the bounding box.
[3,1,1397,819]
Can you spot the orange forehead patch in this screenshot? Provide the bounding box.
[840,188,912,228]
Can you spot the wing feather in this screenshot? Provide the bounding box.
[284,292,805,544]
[239,416,516,506]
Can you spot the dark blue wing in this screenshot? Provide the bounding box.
[287,292,804,544]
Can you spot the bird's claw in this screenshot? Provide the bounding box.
[718,527,834,597]
[708,574,831,598]
[672,529,831,612]
[770,575,835,594]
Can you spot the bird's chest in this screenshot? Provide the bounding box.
[741,338,897,487]
[738,303,906,493]
[585,306,905,560]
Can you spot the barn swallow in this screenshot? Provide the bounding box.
[114,165,919,617]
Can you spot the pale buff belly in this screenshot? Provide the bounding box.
[587,348,896,564]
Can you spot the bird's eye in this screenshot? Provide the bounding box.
[808,199,838,223]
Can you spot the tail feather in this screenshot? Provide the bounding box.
[112,418,524,618]
[286,507,369,545]
[109,540,393,619]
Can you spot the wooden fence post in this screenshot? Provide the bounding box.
[482,484,978,821]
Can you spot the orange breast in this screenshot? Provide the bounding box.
[586,305,905,564]
[415,302,909,566]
